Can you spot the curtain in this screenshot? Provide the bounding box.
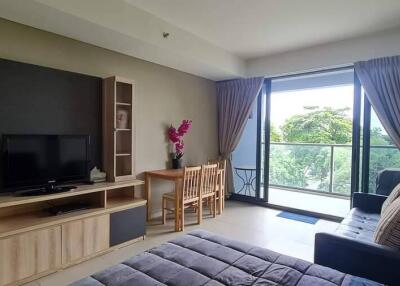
[355,56,400,148]
[216,77,264,196]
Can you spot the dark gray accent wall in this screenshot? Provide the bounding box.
[0,58,102,189]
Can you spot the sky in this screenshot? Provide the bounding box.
[270,84,354,129]
[268,84,388,136]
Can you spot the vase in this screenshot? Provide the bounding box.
[172,158,182,169]
[116,109,129,129]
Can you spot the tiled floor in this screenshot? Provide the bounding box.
[235,187,350,217]
[28,201,339,286]
[269,187,351,217]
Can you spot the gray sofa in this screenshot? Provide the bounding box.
[72,229,381,286]
[315,192,400,285]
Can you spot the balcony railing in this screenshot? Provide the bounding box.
[263,142,398,197]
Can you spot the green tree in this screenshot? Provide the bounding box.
[270,106,353,193]
[370,127,392,145]
[282,106,352,144]
[368,127,400,192]
[270,106,400,195]
[270,124,282,142]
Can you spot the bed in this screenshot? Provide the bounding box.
[71,229,382,286]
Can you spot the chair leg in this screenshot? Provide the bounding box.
[199,199,203,224]
[213,194,216,218]
[217,191,222,215]
[180,204,185,231]
[222,188,225,210]
[197,199,201,225]
[209,197,212,215]
[162,198,166,224]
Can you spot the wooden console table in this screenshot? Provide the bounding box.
[145,169,183,232]
[0,180,146,286]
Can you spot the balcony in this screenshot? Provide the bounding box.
[233,142,398,217]
[268,142,352,196]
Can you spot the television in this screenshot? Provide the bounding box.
[2,134,90,192]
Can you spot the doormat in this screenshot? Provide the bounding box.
[277,211,319,224]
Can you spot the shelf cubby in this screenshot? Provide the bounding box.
[0,191,106,238]
[116,82,132,104]
[116,155,133,177]
[103,76,135,182]
[116,129,132,154]
[116,105,132,129]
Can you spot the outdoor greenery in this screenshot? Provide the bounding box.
[269,106,400,194]
[281,107,352,144]
[368,127,400,191]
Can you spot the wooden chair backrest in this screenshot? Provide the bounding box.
[182,166,202,201]
[201,164,218,195]
[207,159,225,170]
[208,159,226,187]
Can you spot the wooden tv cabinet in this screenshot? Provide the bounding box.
[0,180,146,286]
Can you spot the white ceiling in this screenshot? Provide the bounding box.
[128,0,400,59]
[1,0,400,80]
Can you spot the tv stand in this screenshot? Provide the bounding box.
[16,185,77,197]
[0,180,146,286]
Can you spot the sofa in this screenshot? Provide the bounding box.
[315,192,400,285]
[376,168,400,196]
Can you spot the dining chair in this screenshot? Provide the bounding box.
[162,166,202,231]
[201,163,218,218]
[207,159,226,214]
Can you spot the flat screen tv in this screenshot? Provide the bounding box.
[2,134,90,191]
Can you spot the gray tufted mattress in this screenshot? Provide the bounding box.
[70,230,382,286]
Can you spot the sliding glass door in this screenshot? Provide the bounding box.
[264,69,355,217]
[231,67,399,218]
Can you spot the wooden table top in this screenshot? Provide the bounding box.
[145,169,184,180]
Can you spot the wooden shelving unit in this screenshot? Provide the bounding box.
[0,181,145,239]
[103,76,136,182]
[0,207,105,238]
[106,197,146,210]
[0,76,141,286]
[0,180,146,286]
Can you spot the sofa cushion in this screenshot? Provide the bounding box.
[381,182,400,214]
[374,196,400,248]
[71,230,382,286]
[335,208,379,241]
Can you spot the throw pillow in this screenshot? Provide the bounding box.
[381,182,400,214]
[374,196,400,248]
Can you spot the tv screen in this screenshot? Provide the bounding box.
[3,135,90,190]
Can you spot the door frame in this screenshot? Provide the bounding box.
[232,66,359,221]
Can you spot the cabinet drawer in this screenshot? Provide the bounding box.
[110,205,145,247]
[62,214,109,265]
[0,226,61,286]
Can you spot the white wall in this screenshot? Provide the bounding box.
[247,27,400,78]
[0,0,246,81]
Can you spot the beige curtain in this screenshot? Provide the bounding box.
[216,77,264,196]
[355,56,400,148]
